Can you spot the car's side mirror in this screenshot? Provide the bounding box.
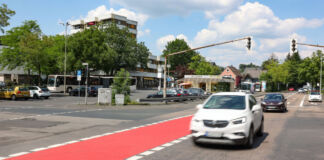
[252,104,261,111]
[196,104,203,109]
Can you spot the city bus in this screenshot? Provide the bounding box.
[47,75,137,93]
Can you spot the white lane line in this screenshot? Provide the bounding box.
[140,151,154,156]
[300,95,306,107]
[126,155,143,160]
[172,139,181,144]
[30,147,47,152]
[5,114,193,159]
[161,143,174,147]
[8,152,29,157]
[287,102,291,105]
[0,157,7,160]
[151,146,164,151]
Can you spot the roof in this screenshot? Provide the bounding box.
[242,68,265,79]
[227,66,241,76]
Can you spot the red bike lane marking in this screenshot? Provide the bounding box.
[6,116,192,160]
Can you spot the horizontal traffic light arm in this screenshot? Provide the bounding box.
[296,42,324,48]
[166,37,251,57]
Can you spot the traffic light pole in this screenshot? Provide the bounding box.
[163,37,252,98]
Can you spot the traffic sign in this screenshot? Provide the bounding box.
[77,70,81,81]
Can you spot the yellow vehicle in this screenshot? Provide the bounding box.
[0,86,30,100]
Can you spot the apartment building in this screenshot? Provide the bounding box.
[70,13,137,38]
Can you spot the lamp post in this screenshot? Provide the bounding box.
[82,63,88,104]
[60,22,69,94]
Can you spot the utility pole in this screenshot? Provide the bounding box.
[163,37,252,98]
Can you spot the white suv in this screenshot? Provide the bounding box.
[190,92,263,148]
[28,86,51,99]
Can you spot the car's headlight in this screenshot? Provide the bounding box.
[232,117,247,125]
[261,102,266,105]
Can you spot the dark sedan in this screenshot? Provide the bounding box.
[147,89,182,98]
[261,93,287,112]
[69,86,99,97]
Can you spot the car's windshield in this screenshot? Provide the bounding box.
[264,94,282,100]
[203,95,246,110]
[311,92,320,95]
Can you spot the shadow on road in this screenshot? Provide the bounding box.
[195,132,269,150]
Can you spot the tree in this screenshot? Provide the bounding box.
[188,54,221,75]
[262,53,279,70]
[299,50,323,88]
[0,20,65,85]
[0,3,15,33]
[162,39,198,70]
[68,24,149,75]
[112,68,131,104]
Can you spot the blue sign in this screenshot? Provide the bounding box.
[77,70,82,81]
[167,77,171,82]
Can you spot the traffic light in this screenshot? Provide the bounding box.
[246,37,251,50]
[291,39,297,53]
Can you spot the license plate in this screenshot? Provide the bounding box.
[267,106,276,109]
[205,131,222,138]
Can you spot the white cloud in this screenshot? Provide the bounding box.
[156,34,190,52]
[188,2,324,67]
[73,5,149,26]
[110,0,243,18]
[138,29,151,37]
[194,2,324,46]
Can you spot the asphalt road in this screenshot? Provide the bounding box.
[0,91,323,160]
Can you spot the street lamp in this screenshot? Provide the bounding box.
[82,63,88,104]
[60,22,70,94]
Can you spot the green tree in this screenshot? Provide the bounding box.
[68,24,149,75]
[162,39,198,70]
[261,53,279,69]
[188,54,221,75]
[112,68,131,104]
[0,3,15,33]
[299,50,323,88]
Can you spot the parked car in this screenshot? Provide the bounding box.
[28,86,51,99]
[187,88,205,96]
[288,87,295,91]
[147,89,182,98]
[261,93,287,112]
[0,86,30,100]
[69,86,99,97]
[0,81,5,87]
[190,92,263,148]
[309,91,322,102]
[298,88,306,93]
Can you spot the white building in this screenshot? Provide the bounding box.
[70,13,137,38]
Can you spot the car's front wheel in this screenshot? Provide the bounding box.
[245,126,254,149]
[192,137,199,146]
[257,120,264,137]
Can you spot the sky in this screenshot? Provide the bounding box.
[2,0,324,68]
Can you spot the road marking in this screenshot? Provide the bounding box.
[8,152,29,157]
[126,155,143,160]
[0,157,7,160]
[140,151,154,156]
[287,102,290,105]
[151,146,165,151]
[300,95,306,107]
[4,114,193,159]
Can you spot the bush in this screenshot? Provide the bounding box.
[111,68,131,104]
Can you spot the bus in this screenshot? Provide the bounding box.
[239,82,253,93]
[47,75,137,93]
